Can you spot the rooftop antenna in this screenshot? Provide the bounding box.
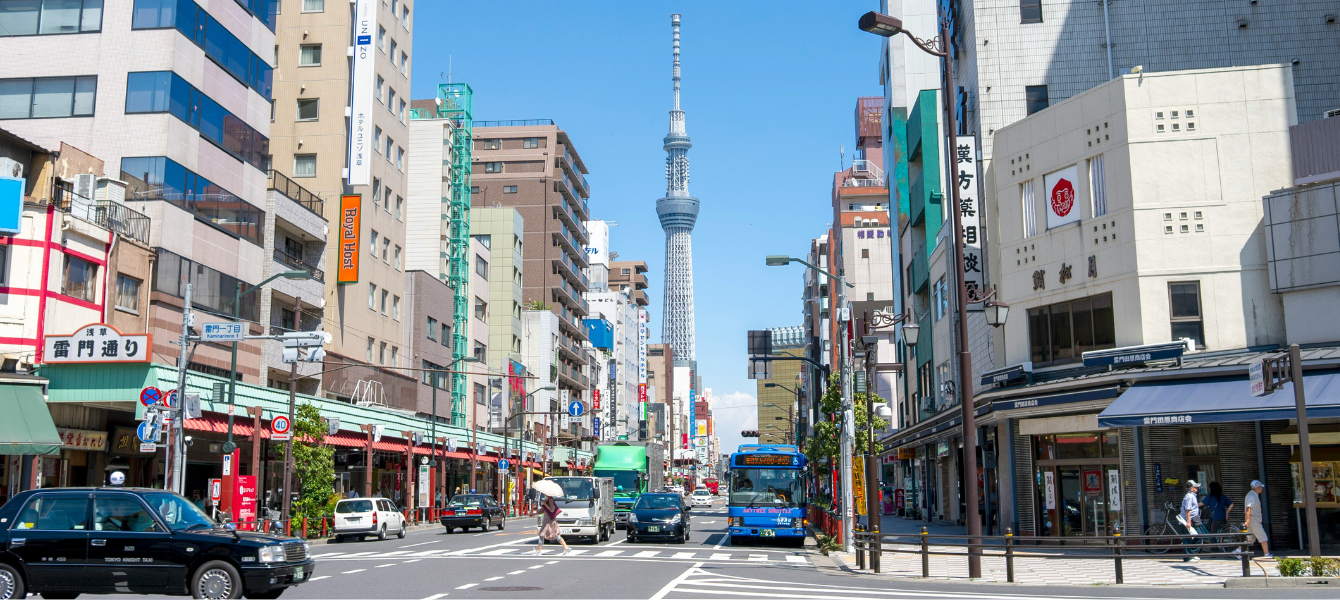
[840,144,845,170]
[440,55,456,83]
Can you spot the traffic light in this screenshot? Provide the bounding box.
[741,430,760,438]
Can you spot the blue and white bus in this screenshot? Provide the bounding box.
[727,444,806,545]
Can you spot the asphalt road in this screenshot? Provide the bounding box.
[98,498,1336,600]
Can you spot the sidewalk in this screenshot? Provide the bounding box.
[833,515,1281,586]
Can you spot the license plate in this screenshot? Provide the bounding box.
[294,566,304,580]
[565,528,578,534]
[347,517,361,522]
[647,526,661,533]
[456,511,466,515]
[760,529,776,537]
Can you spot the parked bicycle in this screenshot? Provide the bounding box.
[1143,500,1206,554]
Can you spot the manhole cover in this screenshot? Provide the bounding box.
[479,587,542,592]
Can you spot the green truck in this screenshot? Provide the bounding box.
[593,441,664,528]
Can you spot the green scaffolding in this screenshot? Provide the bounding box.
[411,83,474,426]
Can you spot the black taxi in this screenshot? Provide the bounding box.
[0,487,315,599]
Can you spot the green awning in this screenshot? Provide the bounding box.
[0,384,61,455]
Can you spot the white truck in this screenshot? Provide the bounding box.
[544,476,615,544]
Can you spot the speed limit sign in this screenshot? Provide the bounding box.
[271,415,292,441]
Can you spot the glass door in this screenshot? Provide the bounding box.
[1058,468,1083,536]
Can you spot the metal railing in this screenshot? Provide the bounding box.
[272,248,326,282]
[474,119,554,128]
[851,528,1256,584]
[269,170,325,217]
[53,187,152,244]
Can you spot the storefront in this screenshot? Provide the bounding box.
[1,381,73,503]
[1029,431,1122,537]
[1272,424,1340,550]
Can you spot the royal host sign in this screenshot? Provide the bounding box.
[338,194,361,283]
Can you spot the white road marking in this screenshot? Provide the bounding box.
[748,554,769,561]
[420,594,448,600]
[308,576,331,582]
[484,576,504,581]
[404,559,421,563]
[607,538,626,545]
[399,540,441,548]
[785,555,808,563]
[561,549,588,555]
[313,552,346,558]
[480,548,520,555]
[546,560,559,564]
[507,570,527,575]
[528,564,545,569]
[633,550,660,558]
[473,532,488,536]
[650,563,704,600]
[594,550,624,557]
[713,535,729,550]
[672,552,696,559]
[454,583,477,590]
[375,563,396,568]
[341,569,365,574]
[701,520,718,524]
[710,553,731,561]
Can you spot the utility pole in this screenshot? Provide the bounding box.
[168,282,193,494]
[281,296,301,522]
[837,272,854,553]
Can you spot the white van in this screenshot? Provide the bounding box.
[332,497,406,542]
[546,476,615,544]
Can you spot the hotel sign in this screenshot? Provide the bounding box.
[347,0,377,185]
[337,194,361,283]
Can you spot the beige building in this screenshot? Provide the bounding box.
[990,65,1294,367]
[270,0,415,399]
[471,209,527,379]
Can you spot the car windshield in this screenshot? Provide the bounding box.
[694,490,710,496]
[336,500,374,513]
[635,495,681,510]
[142,492,215,531]
[550,478,594,500]
[729,468,804,508]
[450,495,488,507]
[593,470,639,493]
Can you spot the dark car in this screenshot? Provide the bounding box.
[626,492,690,544]
[439,494,505,533]
[0,487,313,599]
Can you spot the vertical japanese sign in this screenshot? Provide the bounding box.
[347,0,376,185]
[1044,470,1057,510]
[689,388,696,450]
[638,310,648,383]
[638,383,647,422]
[954,136,985,309]
[854,456,866,516]
[338,195,361,283]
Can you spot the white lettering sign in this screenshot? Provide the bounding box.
[43,324,150,364]
[347,0,377,185]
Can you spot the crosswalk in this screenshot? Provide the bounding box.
[313,546,810,565]
[653,568,1091,600]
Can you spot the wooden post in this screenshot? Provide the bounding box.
[247,406,263,494]
[360,424,373,497]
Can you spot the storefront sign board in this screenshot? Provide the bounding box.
[57,428,107,452]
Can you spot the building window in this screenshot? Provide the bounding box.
[381,289,388,314]
[396,147,404,171]
[395,196,403,220]
[441,323,450,346]
[385,137,393,161]
[475,297,488,322]
[1028,293,1116,366]
[621,268,630,275]
[0,75,96,119]
[482,139,501,150]
[389,40,397,65]
[392,295,400,320]
[374,127,382,153]
[393,245,401,269]
[1169,282,1205,349]
[401,5,409,29]
[375,75,383,102]
[473,341,486,362]
[295,98,319,121]
[378,341,386,365]
[383,186,392,211]
[470,186,480,194]
[115,274,141,312]
[398,99,405,123]
[0,0,103,36]
[427,317,438,341]
[475,254,488,278]
[861,248,869,258]
[1021,179,1038,237]
[381,237,389,262]
[1020,0,1043,24]
[367,283,376,309]
[299,44,321,66]
[503,185,517,194]
[523,137,539,149]
[366,337,374,362]
[377,25,385,51]
[1025,85,1049,115]
[62,255,97,302]
[369,230,378,255]
[1088,154,1107,217]
[1181,426,1220,486]
[293,154,316,177]
[400,52,408,76]
[474,382,486,405]
[390,346,398,367]
[302,0,323,11]
[484,162,502,173]
[387,88,395,114]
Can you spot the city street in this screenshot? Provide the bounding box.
[85,498,1336,600]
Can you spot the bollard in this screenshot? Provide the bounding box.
[857,533,866,570]
[322,518,327,537]
[873,531,881,573]
[1240,538,1251,577]
[921,526,930,578]
[302,517,308,539]
[285,519,292,536]
[1005,528,1015,583]
[1113,532,1123,585]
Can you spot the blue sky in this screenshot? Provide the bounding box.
[411,0,882,454]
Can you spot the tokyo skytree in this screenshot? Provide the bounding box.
[657,13,698,363]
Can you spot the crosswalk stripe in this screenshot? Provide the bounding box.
[564,549,589,555]
[594,550,624,557]
[313,552,346,558]
[785,555,808,563]
[710,553,731,561]
[481,548,520,555]
[672,552,696,559]
[633,550,660,558]
[748,554,769,561]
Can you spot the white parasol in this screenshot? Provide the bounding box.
[531,479,564,498]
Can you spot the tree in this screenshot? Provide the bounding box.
[288,402,336,527]
[803,375,887,477]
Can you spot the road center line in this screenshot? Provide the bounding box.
[341,569,365,574]
[400,540,441,548]
[420,594,448,600]
[484,576,504,581]
[454,583,477,589]
[308,576,330,582]
[508,570,527,575]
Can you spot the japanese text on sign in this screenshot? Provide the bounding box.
[44,324,150,364]
[956,137,985,309]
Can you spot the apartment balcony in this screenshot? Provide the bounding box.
[556,305,589,342]
[556,336,589,366]
[551,202,589,246]
[551,227,589,266]
[53,188,151,245]
[556,362,590,390]
[553,253,589,291]
[552,280,589,316]
[553,176,591,224]
[269,170,324,217]
[632,289,649,306]
[850,159,885,185]
[911,247,929,294]
[273,247,325,283]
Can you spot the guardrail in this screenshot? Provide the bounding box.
[220,504,538,539]
[268,170,324,217]
[851,528,1255,584]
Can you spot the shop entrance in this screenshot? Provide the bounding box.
[1033,431,1122,538]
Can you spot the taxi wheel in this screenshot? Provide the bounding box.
[192,560,243,599]
[377,525,388,541]
[497,517,505,531]
[0,564,25,600]
[397,525,407,539]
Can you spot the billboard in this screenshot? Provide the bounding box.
[338,195,361,283]
[585,220,609,267]
[638,310,648,383]
[955,136,984,308]
[347,0,377,185]
[1044,164,1081,230]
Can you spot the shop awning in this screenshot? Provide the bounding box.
[182,415,267,438]
[0,384,62,455]
[1097,372,1340,427]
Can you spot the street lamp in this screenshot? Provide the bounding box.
[504,385,556,514]
[766,254,858,552]
[221,269,312,456]
[858,10,1011,577]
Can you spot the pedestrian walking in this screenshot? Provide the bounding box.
[1204,481,1234,536]
[533,495,570,556]
[1243,480,1272,558]
[1181,480,1206,562]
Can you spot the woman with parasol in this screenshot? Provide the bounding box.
[530,479,571,555]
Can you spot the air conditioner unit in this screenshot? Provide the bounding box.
[1326,108,1340,119]
[0,157,22,180]
[73,173,95,200]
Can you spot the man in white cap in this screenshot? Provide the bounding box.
[1182,480,1205,561]
[1243,480,1272,558]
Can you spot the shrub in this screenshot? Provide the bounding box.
[1277,557,1340,577]
[816,534,842,555]
[1276,558,1306,577]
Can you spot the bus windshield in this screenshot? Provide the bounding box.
[593,470,639,493]
[729,467,804,508]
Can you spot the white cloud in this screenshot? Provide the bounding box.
[711,390,757,457]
